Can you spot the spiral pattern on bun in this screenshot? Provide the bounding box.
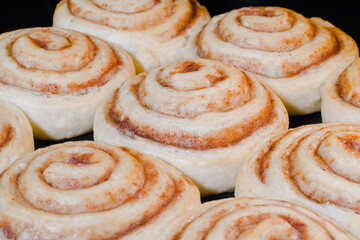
[0,141,200,239]
[0,27,135,140]
[185,6,358,115]
[170,198,355,239]
[53,0,210,72]
[94,59,288,195]
[235,122,360,238]
[0,101,34,174]
[322,58,360,123]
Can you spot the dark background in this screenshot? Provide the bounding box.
[0,0,356,201]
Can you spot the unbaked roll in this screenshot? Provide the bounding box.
[185,6,358,115]
[0,100,34,174]
[0,141,200,239]
[322,58,360,123]
[171,198,355,239]
[235,122,360,238]
[0,27,135,140]
[94,58,289,195]
[53,0,210,72]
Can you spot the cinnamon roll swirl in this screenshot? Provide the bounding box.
[185,6,358,115]
[0,141,200,239]
[322,58,360,123]
[235,122,360,238]
[171,198,355,239]
[0,100,34,175]
[0,27,135,140]
[53,0,210,72]
[94,59,289,195]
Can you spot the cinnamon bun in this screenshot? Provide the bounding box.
[94,58,289,195]
[0,27,135,140]
[185,6,358,115]
[235,122,360,237]
[0,141,200,239]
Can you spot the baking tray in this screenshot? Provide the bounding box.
[0,0,356,202]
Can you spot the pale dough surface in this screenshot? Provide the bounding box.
[94,59,289,195]
[0,100,34,174]
[0,27,135,140]
[53,0,210,72]
[322,58,360,123]
[171,198,356,239]
[185,7,358,115]
[0,141,201,239]
[235,122,360,238]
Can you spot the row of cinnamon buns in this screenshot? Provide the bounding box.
[1,1,360,239]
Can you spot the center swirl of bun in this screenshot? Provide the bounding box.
[138,60,251,118]
[14,144,148,214]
